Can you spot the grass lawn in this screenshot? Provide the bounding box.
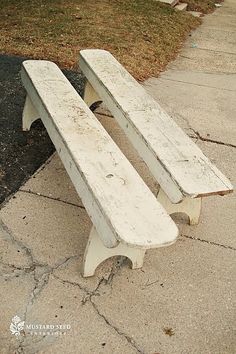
[181,0,224,13]
[0,0,201,80]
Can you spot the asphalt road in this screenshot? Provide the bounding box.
[0,54,85,205]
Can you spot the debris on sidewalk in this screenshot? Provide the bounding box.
[157,0,179,6]
[175,3,188,11]
[188,11,202,17]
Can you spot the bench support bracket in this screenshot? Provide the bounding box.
[22,95,40,131]
[157,189,201,225]
[83,81,101,109]
[83,226,146,277]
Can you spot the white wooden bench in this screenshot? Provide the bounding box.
[21,60,178,277]
[79,49,233,225]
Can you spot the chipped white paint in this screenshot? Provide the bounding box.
[79,49,233,219]
[157,189,202,225]
[21,60,178,276]
[83,226,146,277]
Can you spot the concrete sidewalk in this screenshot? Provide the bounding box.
[0,1,235,353]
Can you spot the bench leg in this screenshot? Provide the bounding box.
[83,81,102,109]
[157,189,201,226]
[82,226,146,277]
[22,95,40,131]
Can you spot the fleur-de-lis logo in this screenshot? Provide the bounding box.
[10,315,25,336]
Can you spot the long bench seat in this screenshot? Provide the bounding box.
[79,49,233,225]
[21,60,178,277]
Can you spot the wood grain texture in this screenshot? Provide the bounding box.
[79,49,233,203]
[21,60,178,249]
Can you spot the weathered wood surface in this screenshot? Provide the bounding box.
[79,49,233,204]
[21,60,178,250]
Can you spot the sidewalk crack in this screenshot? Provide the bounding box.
[96,111,113,119]
[53,267,145,353]
[182,234,236,251]
[91,300,145,354]
[188,46,236,57]
[19,189,85,209]
[160,77,236,92]
[52,273,90,294]
[189,129,236,148]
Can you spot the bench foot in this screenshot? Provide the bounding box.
[22,95,40,131]
[157,189,201,226]
[83,226,146,277]
[83,81,102,109]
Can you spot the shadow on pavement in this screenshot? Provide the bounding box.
[0,54,85,205]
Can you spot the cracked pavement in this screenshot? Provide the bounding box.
[0,1,236,353]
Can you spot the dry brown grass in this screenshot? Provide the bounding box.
[0,0,201,80]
